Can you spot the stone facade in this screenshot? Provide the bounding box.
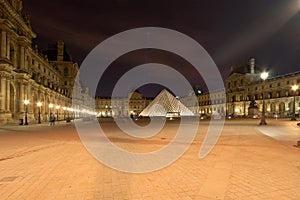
[197,90,226,116]
[0,0,92,124]
[95,57,300,118]
[225,58,300,118]
[95,91,152,117]
[1,1,298,122]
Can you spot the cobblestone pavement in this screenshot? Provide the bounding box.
[0,119,299,200]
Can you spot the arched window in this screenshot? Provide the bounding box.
[276,92,280,98]
[268,92,272,99]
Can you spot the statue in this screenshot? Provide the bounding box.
[248,99,258,117]
[249,100,258,108]
[24,14,31,27]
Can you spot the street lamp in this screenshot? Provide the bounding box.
[291,84,299,121]
[56,105,60,120]
[24,99,29,125]
[37,101,42,124]
[259,72,269,125]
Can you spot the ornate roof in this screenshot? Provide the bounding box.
[43,43,72,62]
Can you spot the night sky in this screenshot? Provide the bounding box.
[23,0,300,97]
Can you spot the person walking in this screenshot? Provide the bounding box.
[49,113,56,126]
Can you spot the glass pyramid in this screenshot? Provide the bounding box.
[139,89,195,117]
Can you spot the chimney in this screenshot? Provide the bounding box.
[57,41,64,61]
[249,58,255,74]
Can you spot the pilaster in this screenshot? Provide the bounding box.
[1,31,7,58]
[6,78,10,111]
[0,77,7,111]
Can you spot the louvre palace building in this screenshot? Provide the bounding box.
[0,0,93,124]
[96,58,300,119]
[1,1,300,124]
[224,58,300,118]
[194,58,300,118]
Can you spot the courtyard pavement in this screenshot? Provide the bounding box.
[0,118,299,200]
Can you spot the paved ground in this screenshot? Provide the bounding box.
[0,118,299,200]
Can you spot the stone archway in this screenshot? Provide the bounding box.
[9,82,16,119]
[270,102,276,113]
[279,102,285,117]
[46,96,51,120]
[32,92,38,120]
[39,94,45,121]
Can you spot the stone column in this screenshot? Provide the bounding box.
[1,77,7,111]
[19,83,25,113]
[6,35,10,60]
[1,31,7,58]
[275,103,279,113]
[25,51,28,71]
[6,79,10,111]
[27,85,32,114]
[285,101,289,115]
[44,93,48,114]
[20,46,25,69]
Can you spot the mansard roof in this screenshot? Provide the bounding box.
[43,43,72,62]
[229,64,261,76]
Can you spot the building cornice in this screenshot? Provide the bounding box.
[0,0,36,39]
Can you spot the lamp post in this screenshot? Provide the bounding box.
[24,99,29,125]
[37,101,42,124]
[56,105,60,121]
[291,85,299,121]
[259,72,269,125]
